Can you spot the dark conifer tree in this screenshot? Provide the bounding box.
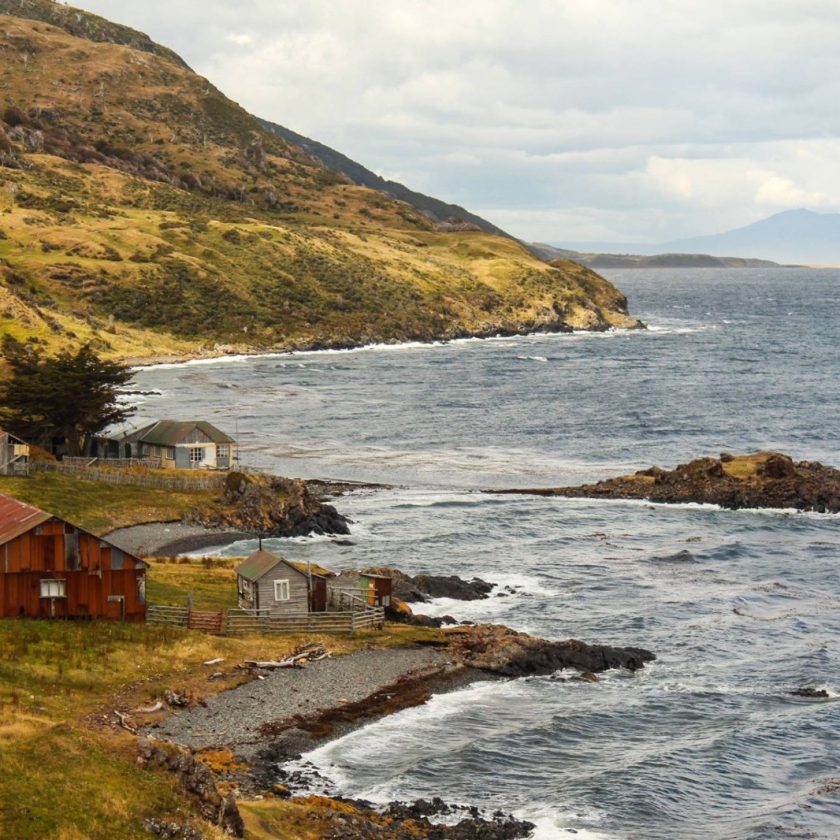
[0,338,135,456]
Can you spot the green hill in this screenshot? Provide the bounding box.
[0,1,641,363]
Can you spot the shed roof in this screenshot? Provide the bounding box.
[235,549,286,582]
[0,495,52,546]
[289,560,336,578]
[141,420,234,446]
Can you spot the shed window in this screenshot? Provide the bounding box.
[217,444,230,459]
[40,579,66,598]
[274,579,290,601]
[189,447,204,466]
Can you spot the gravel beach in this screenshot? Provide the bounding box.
[105,522,252,557]
[150,647,457,760]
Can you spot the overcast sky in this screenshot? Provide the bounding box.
[75,1,840,243]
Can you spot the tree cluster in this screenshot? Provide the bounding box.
[0,338,135,456]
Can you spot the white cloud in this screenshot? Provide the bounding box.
[73,1,840,241]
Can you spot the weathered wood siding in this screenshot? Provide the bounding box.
[255,564,310,616]
[0,519,146,620]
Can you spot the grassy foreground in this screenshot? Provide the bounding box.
[0,553,446,838]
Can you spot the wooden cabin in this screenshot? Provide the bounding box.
[329,570,393,608]
[0,427,29,476]
[235,549,335,616]
[0,495,148,621]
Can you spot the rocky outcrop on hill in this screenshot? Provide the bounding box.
[447,624,655,677]
[498,452,840,513]
[136,738,243,836]
[186,471,349,537]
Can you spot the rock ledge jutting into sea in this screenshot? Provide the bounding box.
[495,452,840,513]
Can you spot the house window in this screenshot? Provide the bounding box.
[189,447,203,466]
[217,445,230,459]
[274,579,290,601]
[40,579,66,598]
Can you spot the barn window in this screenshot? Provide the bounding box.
[189,447,203,466]
[274,579,290,601]
[40,579,66,598]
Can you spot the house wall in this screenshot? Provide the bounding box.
[0,520,146,620]
[255,565,310,616]
[173,443,218,470]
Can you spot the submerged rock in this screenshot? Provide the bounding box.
[496,452,840,513]
[790,687,829,699]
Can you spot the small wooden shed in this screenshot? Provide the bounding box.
[0,494,148,621]
[235,550,334,616]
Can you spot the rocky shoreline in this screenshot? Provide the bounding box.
[138,624,654,838]
[494,451,840,513]
[126,321,645,369]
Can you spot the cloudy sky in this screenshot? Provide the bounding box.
[76,1,840,244]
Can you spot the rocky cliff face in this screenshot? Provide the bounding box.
[502,452,840,513]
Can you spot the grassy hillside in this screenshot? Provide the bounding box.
[0,3,640,361]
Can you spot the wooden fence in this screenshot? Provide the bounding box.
[62,456,163,469]
[31,460,226,491]
[146,604,385,635]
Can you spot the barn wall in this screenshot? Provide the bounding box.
[0,519,146,620]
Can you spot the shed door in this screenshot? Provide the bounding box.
[310,577,327,612]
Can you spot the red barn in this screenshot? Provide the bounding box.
[0,494,148,621]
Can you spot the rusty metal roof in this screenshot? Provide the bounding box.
[289,561,335,578]
[0,494,52,546]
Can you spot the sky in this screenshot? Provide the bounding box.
[74,1,840,244]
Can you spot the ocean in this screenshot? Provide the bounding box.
[133,268,840,839]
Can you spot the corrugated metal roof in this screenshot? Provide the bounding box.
[99,417,159,441]
[141,420,235,446]
[235,549,285,582]
[0,494,53,546]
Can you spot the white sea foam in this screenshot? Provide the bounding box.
[521,808,619,840]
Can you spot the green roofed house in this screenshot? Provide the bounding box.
[95,419,236,470]
[235,549,334,616]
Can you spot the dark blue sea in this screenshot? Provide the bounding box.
[135,268,840,839]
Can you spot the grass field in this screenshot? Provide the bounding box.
[0,470,216,534]
[0,548,446,838]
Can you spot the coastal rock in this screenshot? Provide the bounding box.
[446,624,655,676]
[186,472,349,537]
[136,738,244,837]
[362,567,495,602]
[790,687,829,699]
[497,452,840,513]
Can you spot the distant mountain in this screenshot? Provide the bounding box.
[553,209,840,265]
[661,209,840,265]
[259,119,511,238]
[529,243,782,269]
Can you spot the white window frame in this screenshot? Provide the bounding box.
[273,579,290,601]
[217,444,230,459]
[40,579,66,598]
[189,447,204,466]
